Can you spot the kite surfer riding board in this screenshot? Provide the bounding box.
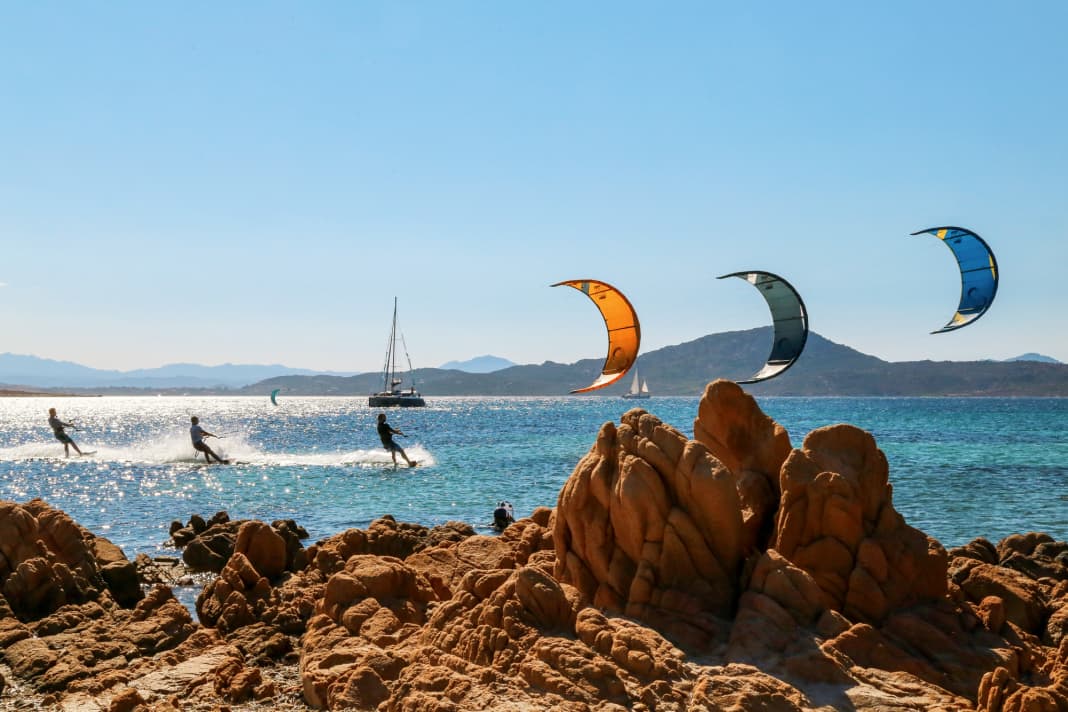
[377,413,416,467]
[190,416,229,464]
[48,407,83,457]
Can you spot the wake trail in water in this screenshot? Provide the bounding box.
[0,433,436,468]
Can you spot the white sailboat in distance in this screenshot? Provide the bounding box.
[622,371,650,399]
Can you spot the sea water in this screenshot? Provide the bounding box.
[0,396,1066,561]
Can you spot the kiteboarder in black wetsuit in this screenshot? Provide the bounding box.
[377,413,415,467]
[190,416,228,464]
[48,407,83,457]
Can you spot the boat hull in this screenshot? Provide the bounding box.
[621,393,651,399]
[368,393,426,407]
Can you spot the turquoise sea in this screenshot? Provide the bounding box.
[1,396,1066,560]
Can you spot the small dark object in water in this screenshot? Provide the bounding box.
[493,501,515,531]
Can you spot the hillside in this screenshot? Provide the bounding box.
[242,328,1068,397]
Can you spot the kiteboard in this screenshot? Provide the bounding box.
[79,451,98,456]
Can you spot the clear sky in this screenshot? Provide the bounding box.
[2,2,1066,372]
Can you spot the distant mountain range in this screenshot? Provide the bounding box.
[0,353,356,389]
[437,355,517,373]
[4,330,1066,397]
[0,352,516,390]
[1004,353,1062,364]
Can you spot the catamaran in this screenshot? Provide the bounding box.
[368,298,425,408]
[622,371,650,399]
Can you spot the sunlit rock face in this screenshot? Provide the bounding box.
[0,498,143,619]
[554,405,745,647]
[774,423,949,624]
[693,379,793,554]
[552,379,952,649]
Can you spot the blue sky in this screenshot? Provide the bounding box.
[2,2,1066,372]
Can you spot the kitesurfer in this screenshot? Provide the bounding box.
[377,413,415,467]
[47,407,83,457]
[190,416,228,464]
[493,501,515,531]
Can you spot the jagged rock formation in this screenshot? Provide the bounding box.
[0,498,142,618]
[553,407,744,649]
[693,378,792,553]
[3,380,1068,710]
[0,500,209,705]
[773,423,949,623]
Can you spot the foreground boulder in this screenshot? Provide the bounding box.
[0,501,302,708]
[0,499,143,619]
[693,379,792,553]
[0,500,205,703]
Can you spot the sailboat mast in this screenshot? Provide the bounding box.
[385,297,398,393]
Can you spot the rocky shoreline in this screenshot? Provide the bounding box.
[2,379,1067,710]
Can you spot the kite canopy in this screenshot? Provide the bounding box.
[911,226,999,333]
[718,271,808,384]
[552,279,641,393]
[270,388,280,406]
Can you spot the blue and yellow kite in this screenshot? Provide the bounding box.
[911,226,999,334]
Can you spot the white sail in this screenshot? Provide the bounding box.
[622,370,649,398]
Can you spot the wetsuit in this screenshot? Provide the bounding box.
[378,420,401,452]
[49,415,73,444]
[190,422,227,463]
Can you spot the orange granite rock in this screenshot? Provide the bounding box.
[774,424,948,623]
[234,520,289,580]
[693,379,793,552]
[0,499,143,617]
[554,408,743,646]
